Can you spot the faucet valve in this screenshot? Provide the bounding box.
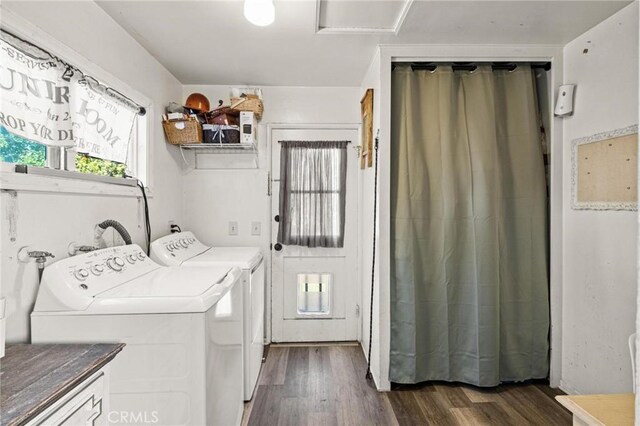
[68,242,99,256]
[18,247,55,266]
[28,251,55,266]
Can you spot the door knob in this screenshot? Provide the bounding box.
[274,215,280,222]
[274,243,283,251]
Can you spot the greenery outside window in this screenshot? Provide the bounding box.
[0,126,46,167]
[75,154,127,178]
[1,125,129,178]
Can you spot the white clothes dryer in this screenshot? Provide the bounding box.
[31,244,243,426]
[150,231,264,401]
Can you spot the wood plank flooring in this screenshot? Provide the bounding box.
[245,344,571,426]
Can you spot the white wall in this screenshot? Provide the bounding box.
[180,85,362,342]
[0,1,184,342]
[358,49,382,386]
[560,2,639,395]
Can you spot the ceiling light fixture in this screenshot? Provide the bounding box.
[244,0,275,27]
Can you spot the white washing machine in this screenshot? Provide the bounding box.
[150,231,264,401]
[31,244,244,426]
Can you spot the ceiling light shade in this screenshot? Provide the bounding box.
[244,0,275,26]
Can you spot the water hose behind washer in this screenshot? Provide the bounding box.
[95,219,132,246]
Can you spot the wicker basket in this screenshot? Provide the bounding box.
[230,97,263,119]
[163,118,202,145]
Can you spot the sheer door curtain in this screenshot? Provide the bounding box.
[390,65,549,386]
[277,141,348,248]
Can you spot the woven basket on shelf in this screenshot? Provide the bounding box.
[230,97,264,119]
[162,117,202,145]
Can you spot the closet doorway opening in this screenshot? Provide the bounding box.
[389,62,552,386]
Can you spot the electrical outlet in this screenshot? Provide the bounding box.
[229,221,238,236]
[251,222,261,236]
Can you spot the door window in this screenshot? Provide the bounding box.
[297,273,331,315]
[277,141,349,248]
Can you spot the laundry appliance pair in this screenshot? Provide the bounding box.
[31,232,263,426]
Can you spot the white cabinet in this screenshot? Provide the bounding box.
[26,367,110,426]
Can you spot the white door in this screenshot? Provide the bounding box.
[270,125,359,342]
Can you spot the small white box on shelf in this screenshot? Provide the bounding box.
[240,112,257,144]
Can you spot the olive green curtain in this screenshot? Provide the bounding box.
[390,65,549,386]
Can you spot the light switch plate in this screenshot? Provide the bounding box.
[251,221,261,236]
[229,221,238,236]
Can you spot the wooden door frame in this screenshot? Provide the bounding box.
[266,123,361,345]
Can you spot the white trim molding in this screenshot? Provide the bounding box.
[0,170,142,198]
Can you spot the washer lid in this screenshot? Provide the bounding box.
[33,265,242,316]
[185,247,263,270]
[97,266,233,299]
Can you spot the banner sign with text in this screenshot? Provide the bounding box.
[0,31,138,163]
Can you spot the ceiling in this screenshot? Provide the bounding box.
[94,0,630,87]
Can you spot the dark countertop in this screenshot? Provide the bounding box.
[0,343,124,426]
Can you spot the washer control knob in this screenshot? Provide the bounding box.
[91,265,104,275]
[180,239,188,248]
[127,254,137,264]
[74,268,90,281]
[137,252,146,261]
[107,257,125,271]
[167,244,174,252]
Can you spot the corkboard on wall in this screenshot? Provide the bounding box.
[360,89,373,170]
[572,125,638,210]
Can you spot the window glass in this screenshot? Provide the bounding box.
[0,126,46,167]
[297,273,331,315]
[0,123,133,178]
[75,154,126,178]
[278,141,348,248]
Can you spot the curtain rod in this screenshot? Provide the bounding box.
[0,28,146,116]
[392,62,552,72]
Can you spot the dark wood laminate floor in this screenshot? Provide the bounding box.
[245,344,572,426]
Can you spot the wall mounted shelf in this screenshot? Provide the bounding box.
[179,142,257,154]
[178,142,259,169]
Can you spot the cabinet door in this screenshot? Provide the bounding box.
[27,370,106,426]
[57,384,104,426]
